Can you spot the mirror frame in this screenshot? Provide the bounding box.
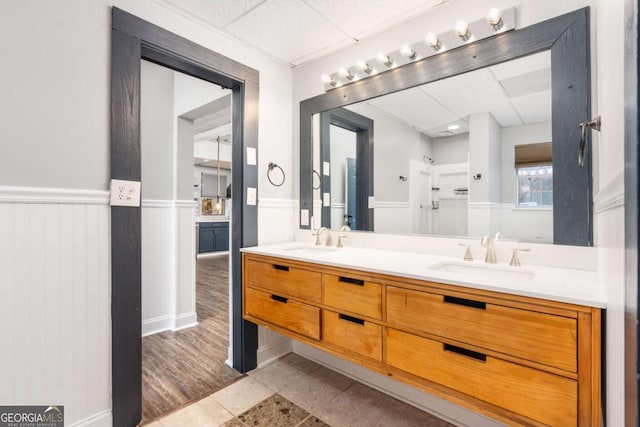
[300,7,592,246]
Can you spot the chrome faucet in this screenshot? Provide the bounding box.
[313,227,327,246]
[481,232,501,264]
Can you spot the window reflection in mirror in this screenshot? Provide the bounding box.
[314,51,554,243]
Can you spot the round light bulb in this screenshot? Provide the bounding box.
[400,45,416,59]
[338,67,350,77]
[377,52,390,63]
[321,74,332,83]
[455,21,469,37]
[425,32,439,47]
[356,60,367,70]
[486,8,502,26]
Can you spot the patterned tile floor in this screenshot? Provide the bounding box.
[147,353,456,427]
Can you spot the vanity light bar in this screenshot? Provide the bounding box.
[321,7,515,91]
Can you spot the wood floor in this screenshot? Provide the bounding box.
[142,254,242,422]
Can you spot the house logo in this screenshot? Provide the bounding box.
[0,405,64,427]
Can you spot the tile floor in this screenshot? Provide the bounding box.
[150,353,455,427]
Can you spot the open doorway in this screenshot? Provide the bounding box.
[139,60,241,422]
[111,8,259,426]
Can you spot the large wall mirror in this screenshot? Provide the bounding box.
[300,7,592,246]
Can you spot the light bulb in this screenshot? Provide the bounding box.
[425,32,442,51]
[377,52,393,67]
[448,124,460,131]
[400,45,417,60]
[321,74,337,87]
[486,8,503,29]
[455,21,470,39]
[357,60,373,74]
[338,67,354,80]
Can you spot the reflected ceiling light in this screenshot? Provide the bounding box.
[455,21,471,42]
[338,67,354,80]
[486,8,504,31]
[377,52,394,68]
[400,45,417,61]
[321,74,337,87]
[425,32,442,51]
[357,60,374,74]
[448,124,460,131]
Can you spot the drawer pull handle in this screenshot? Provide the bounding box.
[338,313,365,325]
[444,295,486,310]
[443,343,487,362]
[338,276,364,286]
[270,294,288,304]
[273,264,290,272]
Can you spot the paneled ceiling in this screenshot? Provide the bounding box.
[152,0,447,66]
[355,51,551,138]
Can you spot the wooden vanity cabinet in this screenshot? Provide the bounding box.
[242,253,601,427]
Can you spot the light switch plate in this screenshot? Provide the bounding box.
[300,209,309,227]
[368,196,375,209]
[323,192,331,206]
[110,179,141,207]
[246,147,257,166]
[323,161,330,176]
[247,187,257,205]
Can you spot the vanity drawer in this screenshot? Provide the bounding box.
[323,274,382,319]
[386,286,577,372]
[386,328,577,426]
[245,259,322,302]
[322,309,382,361]
[245,287,320,340]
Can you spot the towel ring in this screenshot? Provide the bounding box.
[313,170,321,190]
[267,162,285,187]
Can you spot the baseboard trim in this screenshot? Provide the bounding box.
[174,312,198,331]
[292,342,503,427]
[257,338,292,367]
[0,186,109,204]
[69,409,112,427]
[142,315,174,337]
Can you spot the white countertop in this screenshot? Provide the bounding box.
[241,242,607,308]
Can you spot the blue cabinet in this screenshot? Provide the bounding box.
[198,221,229,253]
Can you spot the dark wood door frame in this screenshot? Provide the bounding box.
[319,108,374,231]
[624,0,639,424]
[111,8,259,426]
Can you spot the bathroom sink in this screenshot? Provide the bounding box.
[429,261,535,282]
[281,245,341,254]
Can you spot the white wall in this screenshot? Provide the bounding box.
[432,133,469,165]
[292,0,629,425]
[1,0,294,425]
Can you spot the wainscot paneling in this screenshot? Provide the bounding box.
[0,187,111,425]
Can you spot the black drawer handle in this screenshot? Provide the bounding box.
[270,294,288,304]
[273,264,290,272]
[443,343,486,362]
[338,276,364,286]
[444,295,486,310]
[338,313,365,325]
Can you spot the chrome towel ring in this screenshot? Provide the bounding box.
[267,162,285,187]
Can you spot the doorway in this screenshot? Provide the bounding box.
[111,8,259,426]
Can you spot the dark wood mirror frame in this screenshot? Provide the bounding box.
[300,7,592,246]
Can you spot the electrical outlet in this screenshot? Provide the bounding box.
[110,179,141,207]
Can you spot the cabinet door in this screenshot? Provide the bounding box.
[215,225,229,251]
[199,227,215,253]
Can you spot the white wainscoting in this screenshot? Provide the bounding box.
[0,187,111,426]
[141,200,197,336]
[373,201,412,234]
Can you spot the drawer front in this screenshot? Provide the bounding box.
[323,310,382,361]
[246,259,322,302]
[387,286,577,372]
[245,287,320,340]
[323,274,382,319]
[386,329,577,426]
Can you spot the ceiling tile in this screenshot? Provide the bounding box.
[510,91,552,125]
[365,88,459,133]
[224,0,351,64]
[419,68,496,95]
[500,68,551,98]
[490,51,550,81]
[428,83,522,128]
[304,0,444,39]
[153,0,266,28]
